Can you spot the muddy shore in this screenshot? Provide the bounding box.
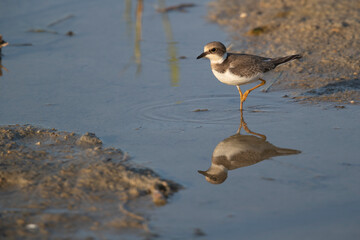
[208,0,360,103]
[0,125,181,239]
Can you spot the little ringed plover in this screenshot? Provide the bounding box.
[197,41,302,110]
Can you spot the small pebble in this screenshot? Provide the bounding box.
[342,21,350,27]
[335,105,345,109]
[16,219,25,225]
[35,141,41,145]
[26,223,38,231]
[66,31,74,36]
[151,189,167,206]
[193,228,206,237]
[76,132,102,146]
[248,26,269,35]
[193,109,208,112]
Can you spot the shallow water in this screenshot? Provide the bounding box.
[1,0,360,239]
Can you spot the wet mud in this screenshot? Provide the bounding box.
[208,0,360,103]
[0,125,181,239]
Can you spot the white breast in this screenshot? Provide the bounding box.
[212,69,261,86]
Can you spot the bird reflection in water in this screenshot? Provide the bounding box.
[198,112,301,184]
[0,34,8,77]
[0,60,7,77]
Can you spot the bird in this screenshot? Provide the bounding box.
[196,41,302,110]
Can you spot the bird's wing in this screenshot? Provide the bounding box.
[228,54,274,77]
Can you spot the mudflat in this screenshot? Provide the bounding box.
[0,125,180,239]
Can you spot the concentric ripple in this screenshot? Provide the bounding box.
[132,94,246,124]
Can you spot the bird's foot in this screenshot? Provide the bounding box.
[242,91,250,102]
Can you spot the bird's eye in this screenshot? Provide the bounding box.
[210,48,216,53]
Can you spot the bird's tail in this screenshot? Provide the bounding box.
[272,54,302,67]
[275,147,301,155]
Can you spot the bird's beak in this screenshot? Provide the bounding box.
[198,170,210,177]
[196,52,207,59]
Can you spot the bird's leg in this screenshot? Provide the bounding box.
[236,109,266,139]
[237,108,244,134]
[236,85,244,110]
[242,121,267,140]
[242,78,266,102]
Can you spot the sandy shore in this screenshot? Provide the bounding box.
[208,0,360,103]
[0,125,181,239]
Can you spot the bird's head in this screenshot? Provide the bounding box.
[198,168,228,184]
[197,41,227,64]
